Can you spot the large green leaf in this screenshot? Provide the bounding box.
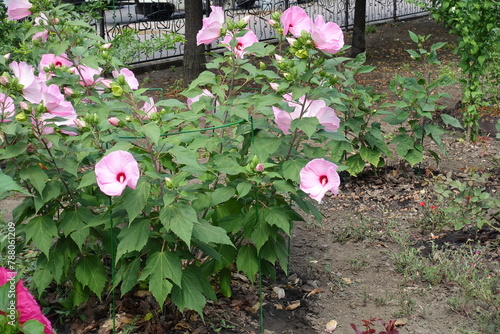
[236,245,259,283]
[359,145,381,166]
[263,207,291,234]
[115,220,150,262]
[119,258,141,296]
[122,181,150,223]
[171,269,206,315]
[75,255,107,298]
[250,136,281,162]
[19,167,48,195]
[290,117,319,138]
[24,216,58,258]
[0,173,31,196]
[160,203,196,247]
[281,159,307,183]
[142,251,182,287]
[192,220,233,246]
[211,187,235,206]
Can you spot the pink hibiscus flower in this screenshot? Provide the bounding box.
[41,84,75,117]
[186,88,218,110]
[72,65,103,86]
[6,0,33,21]
[222,29,259,58]
[311,15,344,54]
[196,6,225,45]
[95,150,140,196]
[0,93,15,123]
[139,96,157,120]
[0,267,54,334]
[9,61,44,104]
[112,68,139,90]
[273,95,340,134]
[280,6,312,37]
[300,158,340,203]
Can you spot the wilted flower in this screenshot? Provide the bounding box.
[41,84,75,116]
[196,6,225,45]
[95,150,140,196]
[300,158,340,203]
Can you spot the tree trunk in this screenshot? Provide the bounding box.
[183,1,206,86]
[351,0,366,57]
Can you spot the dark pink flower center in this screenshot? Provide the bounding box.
[236,42,244,51]
[319,175,328,185]
[116,172,126,183]
[55,61,62,67]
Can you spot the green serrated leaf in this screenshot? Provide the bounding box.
[219,267,232,298]
[440,113,463,128]
[119,258,141,296]
[0,173,31,196]
[236,245,259,283]
[359,145,381,166]
[236,181,252,198]
[75,256,107,298]
[19,167,47,195]
[171,269,206,314]
[122,181,150,223]
[291,117,319,138]
[211,187,235,206]
[160,203,196,247]
[116,220,150,262]
[25,216,57,258]
[192,220,233,246]
[263,207,291,234]
[142,251,182,287]
[281,159,307,183]
[345,154,365,176]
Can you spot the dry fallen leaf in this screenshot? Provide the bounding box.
[305,288,323,298]
[272,286,286,299]
[394,317,408,326]
[273,303,283,310]
[341,277,352,285]
[325,319,338,333]
[285,300,301,311]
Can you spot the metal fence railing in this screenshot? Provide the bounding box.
[94,0,430,65]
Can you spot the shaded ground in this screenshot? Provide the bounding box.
[2,16,498,334]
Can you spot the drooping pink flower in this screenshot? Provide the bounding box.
[273,95,340,134]
[41,84,75,117]
[0,93,15,122]
[9,61,44,103]
[222,29,259,58]
[32,30,49,42]
[300,158,340,203]
[187,88,217,109]
[196,6,225,45]
[95,150,140,196]
[139,96,157,119]
[72,65,103,86]
[39,112,78,136]
[311,15,344,54]
[0,268,54,334]
[112,68,139,90]
[280,6,312,37]
[6,0,33,21]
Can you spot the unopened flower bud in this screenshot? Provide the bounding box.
[255,163,264,172]
[286,37,296,46]
[63,87,73,97]
[294,49,308,59]
[102,43,112,50]
[111,84,123,97]
[108,117,120,126]
[19,101,29,110]
[270,82,279,91]
[259,62,266,70]
[275,54,283,62]
[74,118,87,128]
[4,53,10,61]
[165,177,174,189]
[16,112,27,122]
[0,76,8,85]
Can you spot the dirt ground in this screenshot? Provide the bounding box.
[2,16,499,334]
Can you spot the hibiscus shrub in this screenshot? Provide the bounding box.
[0,0,455,327]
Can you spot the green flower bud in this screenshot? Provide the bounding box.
[111,84,123,97]
[294,49,308,59]
[15,112,27,122]
[259,62,266,70]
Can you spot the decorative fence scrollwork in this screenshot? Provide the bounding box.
[93,0,430,64]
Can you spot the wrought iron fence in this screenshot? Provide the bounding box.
[94,0,430,64]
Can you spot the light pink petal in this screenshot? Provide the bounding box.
[7,0,32,20]
[311,16,344,54]
[272,106,293,135]
[196,6,225,45]
[280,6,312,37]
[16,279,54,334]
[95,150,140,196]
[300,158,340,203]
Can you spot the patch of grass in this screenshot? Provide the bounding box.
[388,230,500,332]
